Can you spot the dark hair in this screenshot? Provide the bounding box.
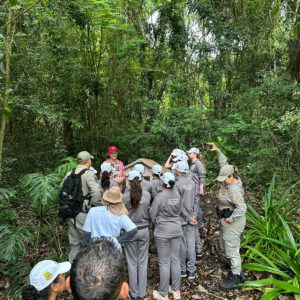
[198,154,206,165]
[22,276,59,300]
[163,180,175,189]
[232,166,239,179]
[129,178,142,209]
[101,171,110,190]
[71,238,124,300]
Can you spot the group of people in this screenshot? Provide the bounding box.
[22,144,247,300]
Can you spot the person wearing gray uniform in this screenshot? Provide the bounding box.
[175,161,197,280]
[150,172,183,300]
[125,164,152,195]
[164,149,182,170]
[210,143,247,290]
[151,164,163,200]
[61,151,101,263]
[123,170,151,300]
[99,162,119,203]
[187,147,207,256]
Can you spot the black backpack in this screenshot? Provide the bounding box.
[58,168,90,220]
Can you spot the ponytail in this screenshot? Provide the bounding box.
[22,285,49,300]
[198,153,206,166]
[163,180,175,189]
[233,166,239,179]
[130,178,142,209]
[101,171,110,190]
[22,276,59,300]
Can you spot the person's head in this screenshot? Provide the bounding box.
[22,260,71,300]
[102,186,128,215]
[77,151,94,168]
[107,146,118,161]
[133,164,145,176]
[128,170,142,209]
[170,149,182,162]
[101,162,113,189]
[216,165,239,185]
[69,238,128,300]
[175,161,189,176]
[177,153,189,163]
[152,164,162,178]
[161,172,176,189]
[187,147,200,160]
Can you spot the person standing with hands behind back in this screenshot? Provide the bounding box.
[209,143,247,290]
[150,172,183,300]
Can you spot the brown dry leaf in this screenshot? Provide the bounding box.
[198,284,208,294]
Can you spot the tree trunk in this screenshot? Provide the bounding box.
[0,7,15,176]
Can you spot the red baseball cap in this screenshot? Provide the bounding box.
[107,146,118,154]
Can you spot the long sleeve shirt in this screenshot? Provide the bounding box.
[217,150,247,222]
[123,191,151,228]
[150,188,183,238]
[62,165,101,207]
[175,175,197,225]
[151,178,163,199]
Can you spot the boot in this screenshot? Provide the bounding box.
[228,270,245,282]
[219,273,242,290]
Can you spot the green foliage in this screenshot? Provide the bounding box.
[242,176,300,299]
[0,224,34,261]
[20,173,60,214]
[54,156,77,178]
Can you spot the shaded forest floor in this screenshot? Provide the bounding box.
[0,187,263,300]
[144,189,262,300]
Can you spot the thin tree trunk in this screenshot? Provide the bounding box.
[0,7,15,176]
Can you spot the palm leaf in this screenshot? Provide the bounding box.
[0,224,34,261]
[20,173,60,211]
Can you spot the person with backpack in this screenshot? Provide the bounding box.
[175,161,197,280]
[83,186,137,249]
[100,162,119,201]
[59,151,101,263]
[210,143,247,290]
[22,259,71,300]
[123,170,151,300]
[150,172,183,300]
[104,146,126,184]
[187,147,207,257]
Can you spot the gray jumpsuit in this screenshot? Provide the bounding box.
[123,190,151,299]
[217,150,247,275]
[151,177,163,199]
[150,188,183,296]
[175,175,197,274]
[189,159,206,253]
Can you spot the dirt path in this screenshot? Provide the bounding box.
[144,191,261,300]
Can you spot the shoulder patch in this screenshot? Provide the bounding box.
[235,196,244,204]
